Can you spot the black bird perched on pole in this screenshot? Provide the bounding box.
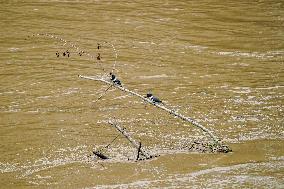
[110,73,122,86]
[146,93,163,104]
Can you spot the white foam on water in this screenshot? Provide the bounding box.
[91,160,284,188]
[138,74,170,79]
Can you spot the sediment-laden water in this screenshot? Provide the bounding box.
[0,1,283,188]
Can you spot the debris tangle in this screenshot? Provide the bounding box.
[30,33,118,74]
[79,75,232,157]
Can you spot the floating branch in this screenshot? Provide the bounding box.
[78,75,220,144]
[93,84,113,104]
[93,151,109,160]
[93,133,121,160]
[136,142,142,160]
[108,121,152,160]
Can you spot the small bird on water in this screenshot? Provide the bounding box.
[146,93,163,104]
[110,73,122,86]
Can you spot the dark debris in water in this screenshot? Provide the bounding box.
[54,50,71,58]
[78,51,84,56]
[136,154,160,161]
[185,141,232,153]
[63,50,70,57]
[93,151,109,160]
[97,53,101,60]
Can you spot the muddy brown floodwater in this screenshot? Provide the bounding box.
[0,1,283,188]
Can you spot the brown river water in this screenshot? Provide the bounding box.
[0,1,284,188]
